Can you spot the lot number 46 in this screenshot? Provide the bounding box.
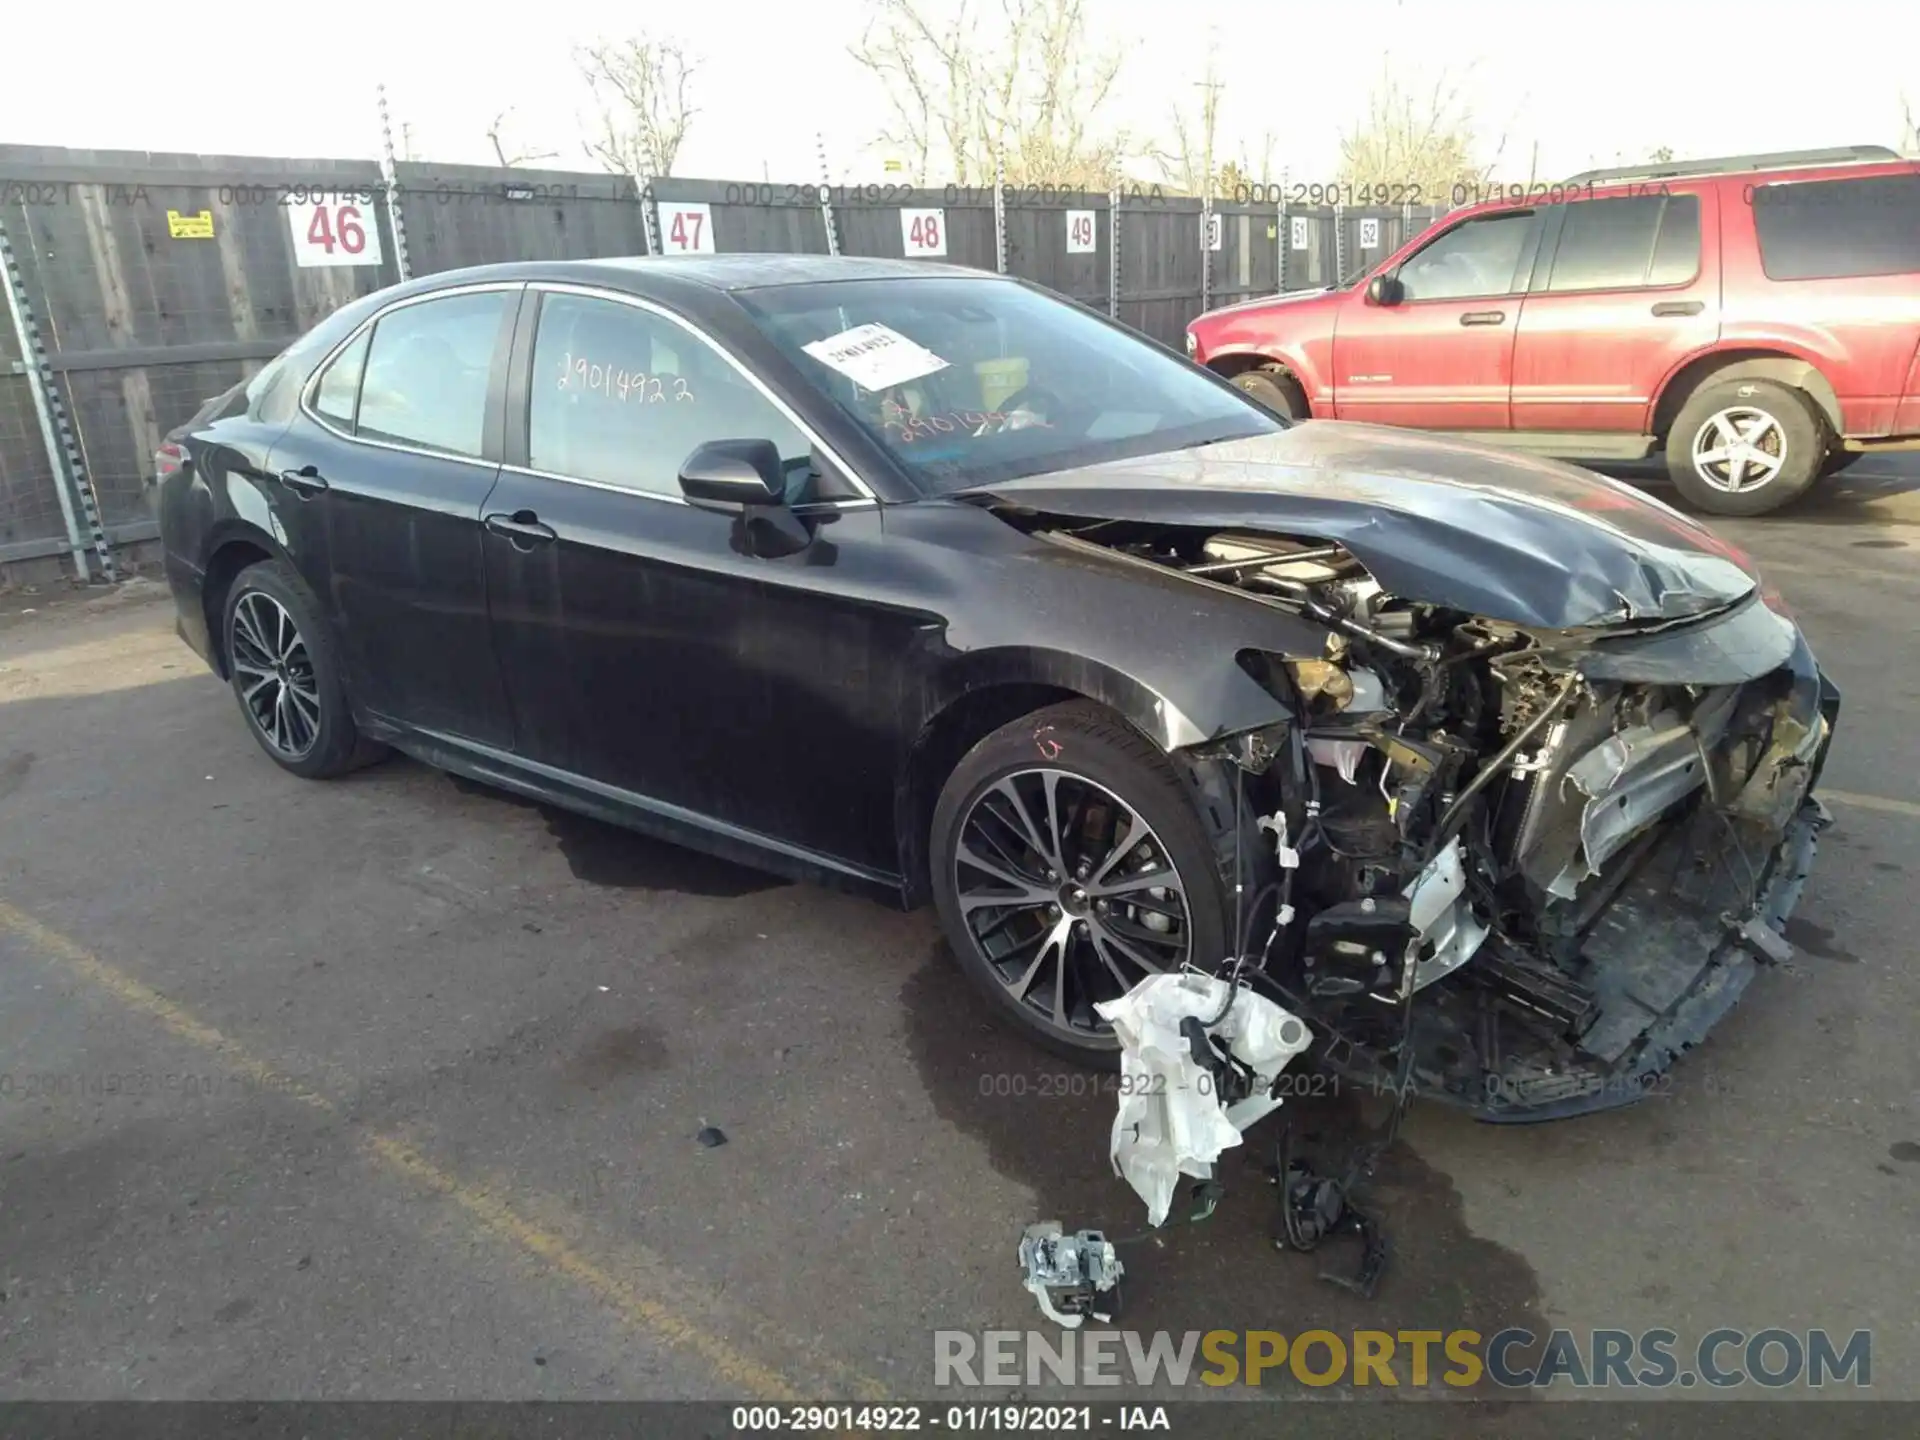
[288,199,383,268]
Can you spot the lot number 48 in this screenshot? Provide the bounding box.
[900,208,947,256]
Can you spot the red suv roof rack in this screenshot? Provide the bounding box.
[1563,145,1903,186]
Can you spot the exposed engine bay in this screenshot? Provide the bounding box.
[1025,517,1837,1120]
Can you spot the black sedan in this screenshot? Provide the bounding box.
[152,255,1837,1118]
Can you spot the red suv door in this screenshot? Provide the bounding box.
[1331,208,1544,431]
[1510,186,1721,436]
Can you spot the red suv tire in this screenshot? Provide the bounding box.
[1665,377,1826,516]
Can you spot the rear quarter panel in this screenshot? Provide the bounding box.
[1718,167,1920,437]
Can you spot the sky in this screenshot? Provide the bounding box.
[4,1,1916,184]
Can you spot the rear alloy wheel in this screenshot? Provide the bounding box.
[1666,378,1823,516]
[231,590,321,761]
[929,702,1232,1062]
[223,559,385,779]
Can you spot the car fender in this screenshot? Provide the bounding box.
[915,645,1228,756]
[193,516,302,675]
[890,642,1298,906]
[1650,343,1846,438]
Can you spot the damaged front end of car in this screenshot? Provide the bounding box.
[997,510,1838,1121]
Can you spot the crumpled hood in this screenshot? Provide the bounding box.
[963,422,1760,630]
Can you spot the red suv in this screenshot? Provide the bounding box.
[1187,146,1920,515]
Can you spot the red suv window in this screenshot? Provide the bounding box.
[1751,174,1920,280]
[1543,194,1702,292]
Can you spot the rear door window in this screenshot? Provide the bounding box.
[1751,174,1920,280]
[310,330,369,431]
[1544,194,1701,291]
[353,291,514,457]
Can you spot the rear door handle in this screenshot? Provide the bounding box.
[1459,310,1506,326]
[278,464,328,496]
[484,510,558,548]
[1651,300,1705,317]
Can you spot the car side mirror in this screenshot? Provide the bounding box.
[678,439,787,514]
[1366,274,1403,306]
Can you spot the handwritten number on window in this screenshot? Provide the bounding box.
[556,351,695,404]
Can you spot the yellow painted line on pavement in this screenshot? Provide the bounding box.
[1823,789,1920,821]
[0,898,884,1403]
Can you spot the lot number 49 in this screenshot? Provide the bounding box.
[288,199,383,268]
[1065,210,1097,254]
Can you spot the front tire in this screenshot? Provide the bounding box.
[223,559,384,779]
[1666,378,1824,516]
[1229,366,1308,421]
[928,702,1232,1064]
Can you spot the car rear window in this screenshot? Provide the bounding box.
[1543,194,1701,292]
[1751,173,1920,280]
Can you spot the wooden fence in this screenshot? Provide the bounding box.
[0,144,1444,572]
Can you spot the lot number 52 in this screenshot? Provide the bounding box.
[288,199,383,268]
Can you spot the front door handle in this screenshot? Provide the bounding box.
[1651,300,1705,317]
[1459,310,1507,326]
[484,510,558,549]
[278,464,328,496]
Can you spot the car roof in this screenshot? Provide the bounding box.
[1445,156,1920,225]
[398,253,998,299]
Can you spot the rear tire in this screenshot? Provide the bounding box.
[928,701,1234,1065]
[1666,377,1825,516]
[1229,366,1309,421]
[223,559,385,780]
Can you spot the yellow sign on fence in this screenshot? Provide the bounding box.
[167,209,214,239]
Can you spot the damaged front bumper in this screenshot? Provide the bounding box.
[1472,790,1829,1122]
[1273,641,1841,1124]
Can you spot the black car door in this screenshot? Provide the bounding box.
[481,285,917,878]
[276,284,520,748]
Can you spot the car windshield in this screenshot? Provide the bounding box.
[734,277,1279,493]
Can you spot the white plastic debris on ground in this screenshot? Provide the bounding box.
[1094,972,1312,1227]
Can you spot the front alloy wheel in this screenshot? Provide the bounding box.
[230,591,321,760]
[954,768,1193,1040]
[929,701,1235,1062]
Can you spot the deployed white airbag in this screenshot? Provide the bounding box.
[1094,972,1313,1227]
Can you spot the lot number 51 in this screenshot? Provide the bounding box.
[288,199,383,268]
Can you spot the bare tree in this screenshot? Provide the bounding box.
[578,37,698,179]
[852,0,981,183]
[1153,48,1223,197]
[1900,93,1920,156]
[486,108,557,168]
[1336,62,1507,205]
[851,0,1129,187]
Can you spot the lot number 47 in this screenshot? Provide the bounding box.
[656,202,716,253]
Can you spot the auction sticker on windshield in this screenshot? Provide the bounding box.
[802,323,951,390]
